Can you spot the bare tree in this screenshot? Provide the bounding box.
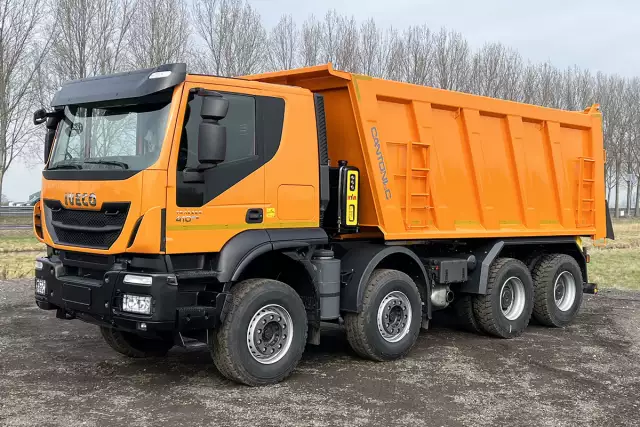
[359,18,381,76]
[334,15,360,72]
[320,10,340,65]
[595,73,626,216]
[432,28,470,92]
[300,15,322,67]
[49,0,136,85]
[532,62,562,108]
[268,14,298,71]
[378,28,405,81]
[401,25,433,85]
[628,77,640,216]
[0,0,49,201]
[470,42,522,100]
[129,0,190,69]
[192,0,266,76]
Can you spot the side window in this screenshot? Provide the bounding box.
[179,93,256,172]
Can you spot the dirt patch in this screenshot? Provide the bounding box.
[0,279,639,426]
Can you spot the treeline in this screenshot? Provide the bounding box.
[0,0,638,216]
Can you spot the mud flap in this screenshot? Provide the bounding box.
[583,282,598,294]
[605,200,615,240]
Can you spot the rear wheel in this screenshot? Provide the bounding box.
[345,269,422,361]
[531,254,583,327]
[472,258,534,338]
[211,278,307,386]
[452,294,483,334]
[100,327,173,358]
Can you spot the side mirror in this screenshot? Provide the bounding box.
[33,108,47,125]
[198,94,229,165]
[44,112,63,164]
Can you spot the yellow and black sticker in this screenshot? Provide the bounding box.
[266,207,276,218]
[345,170,359,226]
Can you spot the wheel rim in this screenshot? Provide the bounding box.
[554,271,576,312]
[499,277,526,321]
[377,291,412,343]
[246,304,293,365]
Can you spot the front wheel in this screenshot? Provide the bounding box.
[211,278,307,386]
[345,269,422,361]
[100,327,173,358]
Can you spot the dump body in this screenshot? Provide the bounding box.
[245,64,607,241]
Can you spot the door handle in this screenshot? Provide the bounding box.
[245,208,263,224]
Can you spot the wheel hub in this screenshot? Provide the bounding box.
[554,271,576,312]
[247,304,293,364]
[377,291,412,343]
[499,277,526,321]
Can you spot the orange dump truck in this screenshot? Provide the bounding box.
[32,63,612,385]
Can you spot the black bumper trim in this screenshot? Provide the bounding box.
[34,256,228,335]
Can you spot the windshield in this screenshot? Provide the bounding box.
[48,100,172,171]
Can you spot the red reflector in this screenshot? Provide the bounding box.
[586,254,591,263]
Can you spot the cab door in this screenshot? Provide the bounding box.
[165,82,267,254]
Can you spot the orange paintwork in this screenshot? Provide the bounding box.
[245,64,606,241]
[39,63,605,256]
[163,78,320,254]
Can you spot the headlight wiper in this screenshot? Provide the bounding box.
[83,160,129,169]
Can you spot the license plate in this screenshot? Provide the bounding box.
[62,284,91,306]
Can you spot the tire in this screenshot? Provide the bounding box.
[531,254,583,327]
[211,278,307,386]
[99,327,173,358]
[472,258,534,339]
[452,294,483,334]
[344,269,422,361]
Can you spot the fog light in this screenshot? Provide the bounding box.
[35,260,43,271]
[122,294,152,315]
[123,274,153,285]
[138,322,147,331]
[35,278,47,295]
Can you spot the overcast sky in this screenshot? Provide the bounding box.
[4,0,639,201]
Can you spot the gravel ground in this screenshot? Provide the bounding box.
[1,278,639,427]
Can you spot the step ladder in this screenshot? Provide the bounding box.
[390,140,432,229]
[576,157,596,227]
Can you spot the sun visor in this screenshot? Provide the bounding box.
[50,63,187,107]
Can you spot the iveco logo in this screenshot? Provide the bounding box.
[64,192,97,207]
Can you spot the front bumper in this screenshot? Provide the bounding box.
[34,256,229,336]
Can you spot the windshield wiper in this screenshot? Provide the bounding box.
[48,164,82,170]
[83,160,129,169]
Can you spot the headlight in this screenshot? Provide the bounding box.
[123,274,153,285]
[35,260,43,271]
[122,294,152,315]
[35,278,47,295]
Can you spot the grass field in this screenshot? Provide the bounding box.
[585,218,640,290]
[0,214,33,226]
[0,221,638,289]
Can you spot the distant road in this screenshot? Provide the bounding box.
[0,206,33,216]
[0,224,31,230]
[0,206,33,231]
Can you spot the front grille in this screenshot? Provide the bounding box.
[63,251,111,266]
[44,200,130,249]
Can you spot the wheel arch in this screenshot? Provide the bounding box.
[461,237,588,295]
[337,244,431,318]
[215,228,328,283]
[235,250,318,312]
